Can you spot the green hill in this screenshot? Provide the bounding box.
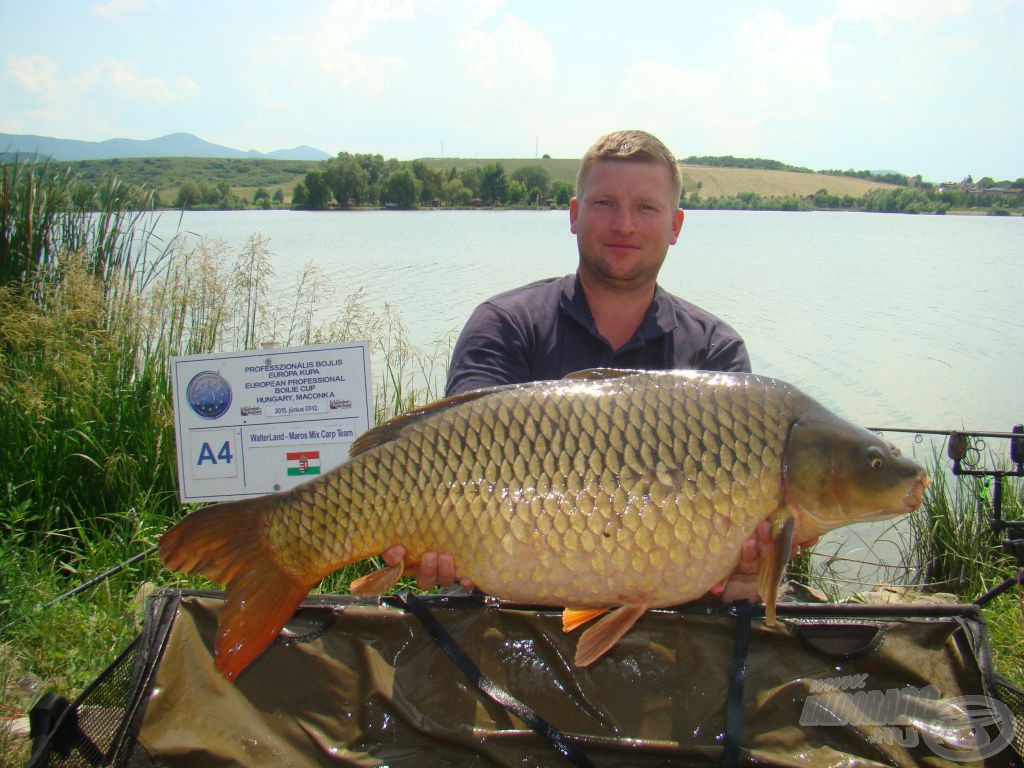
[54,157,318,203]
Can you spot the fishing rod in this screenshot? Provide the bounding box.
[0,544,158,634]
[872,424,1024,606]
[867,427,1024,440]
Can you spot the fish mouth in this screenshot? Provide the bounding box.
[902,474,931,512]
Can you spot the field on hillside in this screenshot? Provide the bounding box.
[58,157,316,203]
[680,164,899,199]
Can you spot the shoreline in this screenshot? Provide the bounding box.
[153,205,1024,217]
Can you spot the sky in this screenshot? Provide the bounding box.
[1,0,1022,182]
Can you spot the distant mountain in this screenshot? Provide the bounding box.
[0,132,331,161]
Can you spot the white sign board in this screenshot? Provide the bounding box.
[170,342,373,502]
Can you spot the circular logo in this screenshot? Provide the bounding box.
[920,695,1015,762]
[186,371,232,420]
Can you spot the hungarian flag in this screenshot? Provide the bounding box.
[286,450,321,476]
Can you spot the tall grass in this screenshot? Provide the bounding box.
[0,158,446,763]
[791,443,1023,687]
[904,451,1023,687]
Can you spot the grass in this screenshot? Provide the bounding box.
[59,157,314,205]
[0,158,445,764]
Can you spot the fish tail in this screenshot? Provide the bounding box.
[159,497,318,681]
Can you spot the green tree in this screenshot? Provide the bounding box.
[459,167,482,197]
[511,165,550,203]
[217,181,234,207]
[506,178,528,205]
[291,181,307,209]
[175,181,202,208]
[385,169,421,208]
[443,177,473,207]
[551,180,574,206]
[324,153,368,207]
[410,160,444,205]
[479,162,507,205]
[253,186,270,203]
[272,188,285,204]
[302,169,331,210]
[200,182,222,206]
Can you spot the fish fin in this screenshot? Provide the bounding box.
[217,561,317,682]
[349,384,527,456]
[159,498,317,682]
[561,368,641,382]
[350,562,404,595]
[562,606,611,632]
[757,514,794,626]
[574,603,648,667]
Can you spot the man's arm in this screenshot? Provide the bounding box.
[445,302,532,396]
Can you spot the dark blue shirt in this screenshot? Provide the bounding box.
[446,274,751,395]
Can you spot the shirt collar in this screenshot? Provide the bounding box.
[559,273,679,346]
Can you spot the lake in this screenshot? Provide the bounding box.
[153,208,1023,588]
[154,208,1022,434]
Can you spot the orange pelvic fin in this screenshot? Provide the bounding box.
[574,603,648,667]
[562,606,610,633]
[350,562,404,595]
[159,497,317,682]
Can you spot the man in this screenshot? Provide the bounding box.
[444,129,749,395]
[384,130,773,598]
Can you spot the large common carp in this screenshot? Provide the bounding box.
[160,369,929,681]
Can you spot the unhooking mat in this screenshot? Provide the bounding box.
[26,589,1024,767]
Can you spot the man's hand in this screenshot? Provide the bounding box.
[381,545,475,591]
[706,521,818,603]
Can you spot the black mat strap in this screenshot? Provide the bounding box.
[720,600,752,768]
[400,592,596,768]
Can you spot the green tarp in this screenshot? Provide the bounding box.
[28,590,1024,767]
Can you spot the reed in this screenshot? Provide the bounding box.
[0,157,447,740]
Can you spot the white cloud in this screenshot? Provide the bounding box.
[459,15,552,93]
[97,60,198,103]
[453,13,554,137]
[1,54,197,140]
[251,3,413,100]
[834,0,970,34]
[93,0,157,21]
[606,11,840,158]
[7,54,196,105]
[316,50,407,98]
[6,54,59,92]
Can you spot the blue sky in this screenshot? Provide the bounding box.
[2,0,1021,181]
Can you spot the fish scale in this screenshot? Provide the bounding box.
[160,369,929,680]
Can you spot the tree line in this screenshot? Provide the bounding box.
[290,153,575,210]
[685,184,1023,214]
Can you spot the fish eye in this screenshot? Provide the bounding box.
[866,445,885,470]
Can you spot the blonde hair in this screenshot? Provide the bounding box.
[575,130,682,201]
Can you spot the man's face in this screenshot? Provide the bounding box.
[570,160,684,292]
